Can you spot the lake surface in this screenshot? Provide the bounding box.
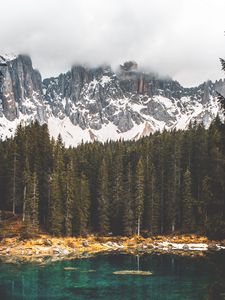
[0,251,225,300]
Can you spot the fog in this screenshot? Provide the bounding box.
[1,0,225,86]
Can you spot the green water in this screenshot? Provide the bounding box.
[0,252,225,300]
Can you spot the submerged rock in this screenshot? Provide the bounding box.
[113,270,153,275]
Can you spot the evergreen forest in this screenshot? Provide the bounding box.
[0,117,225,239]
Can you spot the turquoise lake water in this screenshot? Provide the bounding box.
[0,251,225,300]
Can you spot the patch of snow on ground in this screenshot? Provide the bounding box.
[153,95,173,109]
[47,116,151,147]
[0,114,31,140]
[48,116,91,147]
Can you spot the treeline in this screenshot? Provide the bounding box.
[0,118,225,239]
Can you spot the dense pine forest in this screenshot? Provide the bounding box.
[0,117,225,239]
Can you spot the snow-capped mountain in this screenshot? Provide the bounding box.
[0,55,224,146]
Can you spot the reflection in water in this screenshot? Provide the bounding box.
[0,252,224,300]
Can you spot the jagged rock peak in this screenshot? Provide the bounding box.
[120,61,138,72]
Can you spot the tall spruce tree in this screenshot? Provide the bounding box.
[64,160,76,236]
[168,136,181,232]
[202,176,213,225]
[97,158,110,235]
[150,163,161,235]
[134,158,144,236]
[123,161,134,236]
[12,149,18,215]
[111,146,124,235]
[22,157,29,223]
[24,171,39,235]
[74,172,90,236]
[48,136,65,235]
[182,168,193,232]
[48,171,64,235]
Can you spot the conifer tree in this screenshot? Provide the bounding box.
[48,136,65,235]
[149,164,161,235]
[11,148,18,215]
[24,171,39,235]
[97,158,110,235]
[64,160,75,236]
[202,176,213,225]
[123,161,134,236]
[111,146,124,235]
[134,158,144,236]
[74,172,90,236]
[167,137,181,232]
[48,171,64,235]
[182,168,193,232]
[37,123,53,227]
[22,157,29,223]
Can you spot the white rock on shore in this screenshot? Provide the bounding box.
[155,242,209,251]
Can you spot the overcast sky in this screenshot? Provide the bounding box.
[1,0,225,87]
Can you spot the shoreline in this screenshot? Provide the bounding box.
[0,234,225,264]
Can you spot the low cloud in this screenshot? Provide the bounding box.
[0,0,225,86]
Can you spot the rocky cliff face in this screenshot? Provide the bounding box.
[0,56,224,146]
[0,54,46,123]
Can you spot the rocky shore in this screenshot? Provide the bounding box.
[0,234,225,264]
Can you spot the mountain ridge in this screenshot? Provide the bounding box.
[0,54,224,146]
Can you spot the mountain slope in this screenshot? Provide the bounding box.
[0,56,224,146]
